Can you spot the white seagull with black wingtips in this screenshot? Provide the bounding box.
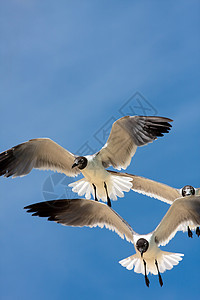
[107,170,200,237]
[0,115,172,206]
[25,195,200,287]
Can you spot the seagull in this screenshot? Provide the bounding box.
[0,115,172,206]
[106,170,200,237]
[24,195,200,287]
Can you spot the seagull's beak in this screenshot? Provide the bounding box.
[72,162,78,169]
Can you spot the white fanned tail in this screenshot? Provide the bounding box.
[68,178,94,199]
[119,251,184,275]
[68,174,132,202]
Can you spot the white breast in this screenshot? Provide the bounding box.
[69,155,133,202]
[82,155,109,183]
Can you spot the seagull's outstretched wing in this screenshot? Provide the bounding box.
[153,195,200,246]
[108,171,180,204]
[25,199,135,243]
[0,138,80,178]
[97,116,172,170]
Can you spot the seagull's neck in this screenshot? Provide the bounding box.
[81,155,108,180]
[84,155,103,169]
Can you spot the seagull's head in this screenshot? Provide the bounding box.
[72,156,88,170]
[182,185,195,197]
[136,238,149,257]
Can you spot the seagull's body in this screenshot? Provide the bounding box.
[70,155,133,203]
[111,170,200,236]
[123,233,183,285]
[25,195,200,286]
[0,115,172,205]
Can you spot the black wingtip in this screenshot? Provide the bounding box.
[138,116,173,123]
[24,200,66,220]
[0,148,16,177]
[24,199,84,220]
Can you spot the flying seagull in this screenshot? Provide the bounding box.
[24,195,200,287]
[0,115,172,206]
[105,170,200,237]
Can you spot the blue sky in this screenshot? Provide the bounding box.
[0,1,200,299]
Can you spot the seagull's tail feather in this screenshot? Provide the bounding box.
[108,175,132,201]
[156,251,184,274]
[68,179,94,199]
[119,251,184,275]
[119,253,144,273]
[68,175,132,202]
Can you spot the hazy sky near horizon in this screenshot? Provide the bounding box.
[1,1,200,299]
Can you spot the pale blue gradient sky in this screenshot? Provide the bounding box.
[0,1,200,299]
